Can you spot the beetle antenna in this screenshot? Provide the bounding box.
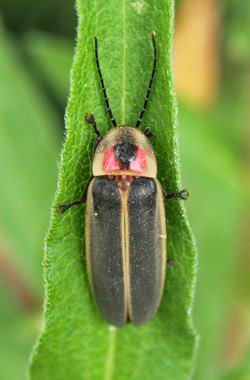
[95,37,117,127]
[135,32,157,128]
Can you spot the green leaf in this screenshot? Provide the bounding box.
[29,1,197,379]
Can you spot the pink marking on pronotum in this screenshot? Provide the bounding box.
[130,147,147,173]
[103,146,147,173]
[103,147,120,172]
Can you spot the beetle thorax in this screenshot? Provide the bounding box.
[92,126,157,178]
[103,141,146,174]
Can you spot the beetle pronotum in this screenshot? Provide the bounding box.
[57,32,188,327]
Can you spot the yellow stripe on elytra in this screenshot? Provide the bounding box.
[119,188,130,324]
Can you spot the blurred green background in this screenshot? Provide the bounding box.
[0,0,249,379]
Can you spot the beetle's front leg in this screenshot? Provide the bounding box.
[85,113,101,137]
[57,175,94,214]
[163,189,189,201]
[85,113,103,153]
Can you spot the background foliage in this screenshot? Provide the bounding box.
[0,0,249,379]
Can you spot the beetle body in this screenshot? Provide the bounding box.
[57,34,188,327]
[86,126,166,327]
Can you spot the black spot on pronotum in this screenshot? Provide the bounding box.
[114,142,137,169]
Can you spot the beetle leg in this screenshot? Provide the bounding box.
[165,217,169,226]
[93,135,102,154]
[167,259,177,268]
[163,189,189,200]
[85,114,103,153]
[56,175,94,214]
[144,127,155,138]
[85,114,102,137]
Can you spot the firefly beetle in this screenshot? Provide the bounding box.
[57,32,188,327]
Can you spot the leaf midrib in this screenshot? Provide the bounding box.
[121,0,126,125]
[104,328,117,380]
[104,1,126,379]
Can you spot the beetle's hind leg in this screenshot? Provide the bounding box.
[163,189,189,200]
[167,259,177,268]
[57,175,94,214]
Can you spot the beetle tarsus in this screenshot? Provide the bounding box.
[85,113,101,137]
[164,189,189,201]
[56,201,81,214]
[167,259,177,268]
[56,204,72,214]
[57,175,94,214]
[144,127,155,138]
[56,205,67,214]
[85,114,103,153]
